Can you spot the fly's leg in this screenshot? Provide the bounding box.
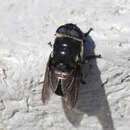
[85,54,101,60]
[48,42,53,48]
[80,73,86,84]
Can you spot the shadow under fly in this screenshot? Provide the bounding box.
[62,32,115,130]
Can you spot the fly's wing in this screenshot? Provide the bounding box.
[42,55,52,104]
[62,65,81,109]
[49,67,59,93]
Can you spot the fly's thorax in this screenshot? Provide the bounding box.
[54,34,83,61]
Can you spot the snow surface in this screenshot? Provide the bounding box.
[0,0,130,130]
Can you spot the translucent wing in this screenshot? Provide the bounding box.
[48,66,59,93]
[42,55,52,104]
[62,65,81,109]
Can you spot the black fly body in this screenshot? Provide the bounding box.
[42,23,101,109]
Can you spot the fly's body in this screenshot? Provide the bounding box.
[42,23,101,109]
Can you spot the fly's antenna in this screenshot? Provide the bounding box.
[48,42,53,48]
[84,28,93,37]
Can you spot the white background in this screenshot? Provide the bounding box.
[0,0,130,130]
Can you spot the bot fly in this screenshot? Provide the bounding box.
[42,23,101,109]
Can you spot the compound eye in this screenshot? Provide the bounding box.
[57,26,66,34]
[70,30,77,36]
[59,28,65,33]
